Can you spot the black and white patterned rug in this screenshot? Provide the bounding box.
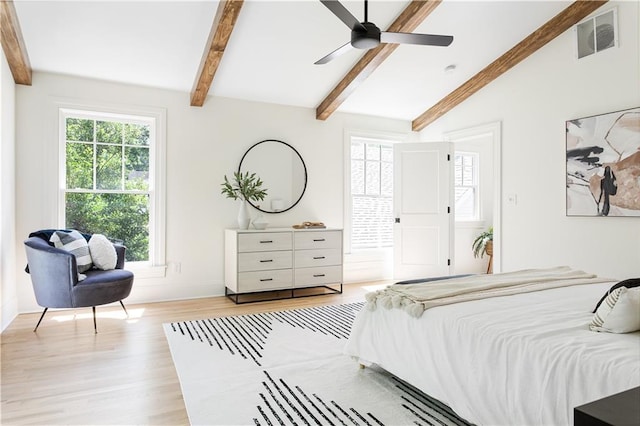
[163,302,471,426]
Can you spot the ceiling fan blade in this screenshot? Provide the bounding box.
[381,32,453,47]
[314,42,353,65]
[320,0,365,31]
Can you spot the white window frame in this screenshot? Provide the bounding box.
[57,101,166,278]
[343,129,405,255]
[454,151,480,222]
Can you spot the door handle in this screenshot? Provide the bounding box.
[259,259,273,263]
[395,218,400,223]
[313,256,326,260]
[259,278,273,282]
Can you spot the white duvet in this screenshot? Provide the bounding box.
[344,281,640,426]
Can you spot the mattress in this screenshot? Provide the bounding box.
[344,281,640,426]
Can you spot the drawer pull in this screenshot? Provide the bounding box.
[313,256,326,260]
[313,274,325,277]
[259,259,273,263]
[260,240,273,244]
[259,278,273,282]
[313,238,325,242]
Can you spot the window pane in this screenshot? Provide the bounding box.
[351,142,364,160]
[66,118,94,142]
[96,145,122,190]
[125,147,149,190]
[455,187,476,220]
[366,143,380,160]
[124,123,150,146]
[381,145,393,162]
[66,142,93,189]
[381,162,393,196]
[65,192,149,262]
[96,121,123,144]
[365,161,380,195]
[351,196,393,249]
[351,160,364,194]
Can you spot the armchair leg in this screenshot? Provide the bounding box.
[33,308,48,332]
[92,306,97,334]
[119,300,129,318]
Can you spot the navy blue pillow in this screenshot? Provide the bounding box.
[592,278,640,313]
[29,229,91,245]
[25,229,92,273]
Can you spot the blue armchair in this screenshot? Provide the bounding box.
[24,233,134,333]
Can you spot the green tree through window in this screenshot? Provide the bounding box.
[64,113,152,262]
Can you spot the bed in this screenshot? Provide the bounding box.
[344,267,640,426]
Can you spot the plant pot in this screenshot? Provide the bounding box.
[485,240,493,274]
[485,240,493,257]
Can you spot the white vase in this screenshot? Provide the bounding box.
[252,213,269,230]
[237,200,250,229]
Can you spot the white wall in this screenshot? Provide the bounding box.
[1,48,18,330]
[14,72,411,312]
[420,1,640,279]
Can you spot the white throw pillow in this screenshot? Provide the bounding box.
[50,230,93,273]
[590,287,640,333]
[89,234,117,270]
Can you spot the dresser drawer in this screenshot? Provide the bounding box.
[294,230,342,250]
[295,265,342,288]
[238,232,292,252]
[238,251,292,272]
[294,248,342,268]
[238,269,293,293]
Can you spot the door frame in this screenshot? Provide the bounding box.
[443,121,502,273]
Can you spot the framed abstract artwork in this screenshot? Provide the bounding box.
[566,107,640,217]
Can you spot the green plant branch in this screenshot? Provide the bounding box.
[221,171,268,203]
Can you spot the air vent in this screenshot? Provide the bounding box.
[575,8,617,59]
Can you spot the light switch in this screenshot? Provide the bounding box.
[507,193,518,205]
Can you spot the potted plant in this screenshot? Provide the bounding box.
[221,171,268,229]
[472,226,493,274]
[472,226,493,258]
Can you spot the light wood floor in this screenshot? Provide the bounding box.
[1,283,382,425]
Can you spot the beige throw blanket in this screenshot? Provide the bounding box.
[365,266,613,318]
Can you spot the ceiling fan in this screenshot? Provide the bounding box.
[315,0,453,65]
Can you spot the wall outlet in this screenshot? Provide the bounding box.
[507,193,518,205]
[170,262,181,273]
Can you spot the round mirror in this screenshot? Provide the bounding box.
[238,139,307,213]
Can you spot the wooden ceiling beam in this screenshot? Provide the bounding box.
[0,0,32,85]
[190,0,244,107]
[411,0,608,132]
[316,0,443,121]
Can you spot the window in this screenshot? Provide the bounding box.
[350,138,393,249]
[60,108,164,268]
[454,152,479,221]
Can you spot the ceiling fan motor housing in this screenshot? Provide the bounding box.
[352,22,381,49]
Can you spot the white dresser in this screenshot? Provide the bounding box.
[224,228,343,302]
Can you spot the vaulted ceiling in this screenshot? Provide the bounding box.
[4,1,607,131]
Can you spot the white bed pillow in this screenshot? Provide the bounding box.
[50,230,93,273]
[88,234,117,270]
[590,287,640,333]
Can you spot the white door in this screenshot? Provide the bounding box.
[393,142,452,280]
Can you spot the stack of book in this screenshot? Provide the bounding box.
[292,221,326,229]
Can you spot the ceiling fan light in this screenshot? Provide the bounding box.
[351,22,381,49]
